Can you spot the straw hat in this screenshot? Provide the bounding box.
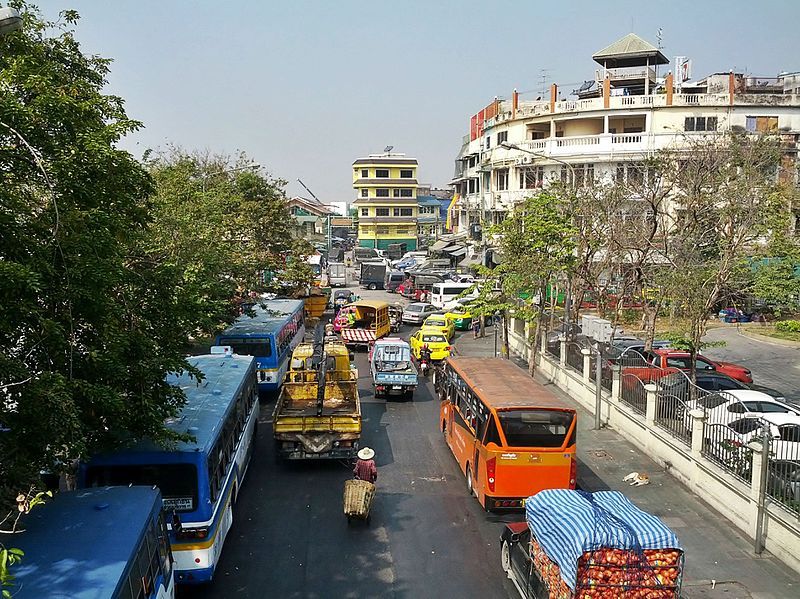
[357,447,375,460]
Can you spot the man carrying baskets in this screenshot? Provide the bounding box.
[353,447,378,483]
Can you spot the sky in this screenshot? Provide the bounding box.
[47,0,800,204]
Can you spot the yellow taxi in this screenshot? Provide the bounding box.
[409,327,453,361]
[443,304,474,331]
[422,314,455,340]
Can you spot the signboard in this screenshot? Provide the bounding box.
[163,497,193,511]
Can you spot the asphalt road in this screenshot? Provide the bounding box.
[182,285,518,599]
[703,326,800,402]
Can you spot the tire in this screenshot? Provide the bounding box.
[441,420,447,435]
[466,465,474,497]
[501,541,512,577]
[369,283,377,290]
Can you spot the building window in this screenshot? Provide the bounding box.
[375,169,390,178]
[393,189,401,197]
[468,179,477,194]
[375,188,390,197]
[746,116,778,133]
[495,169,509,191]
[400,188,413,197]
[400,169,413,178]
[361,188,368,197]
[485,136,491,150]
[685,116,718,132]
[361,169,369,177]
[394,207,413,217]
[360,208,369,217]
[520,166,544,189]
[497,131,508,145]
[376,208,390,216]
[377,226,389,234]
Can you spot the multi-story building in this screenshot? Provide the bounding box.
[352,152,419,249]
[450,33,800,262]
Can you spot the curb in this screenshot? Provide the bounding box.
[738,327,800,348]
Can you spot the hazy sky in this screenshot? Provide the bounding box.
[56,0,799,203]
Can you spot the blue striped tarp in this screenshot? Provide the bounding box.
[525,489,682,589]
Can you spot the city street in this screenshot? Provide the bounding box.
[184,285,517,599]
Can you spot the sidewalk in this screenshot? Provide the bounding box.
[454,328,800,598]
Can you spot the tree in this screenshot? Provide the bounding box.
[484,192,577,373]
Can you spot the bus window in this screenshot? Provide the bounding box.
[483,416,503,446]
[86,463,199,512]
[496,410,574,448]
[219,338,272,357]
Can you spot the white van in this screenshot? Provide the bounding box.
[328,262,346,287]
[430,281,477,309]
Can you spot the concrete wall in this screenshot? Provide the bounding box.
[506,318,800,575]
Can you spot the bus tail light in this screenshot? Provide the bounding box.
[569,458,577,489]
[486,457,496,493]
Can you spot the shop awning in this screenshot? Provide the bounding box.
[448,246,467,257]
[429,240,451,252]
[459,255,482,267]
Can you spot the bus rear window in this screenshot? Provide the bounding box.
[85,464,199,512]
[219,337,272,357]
[497,410,574,448]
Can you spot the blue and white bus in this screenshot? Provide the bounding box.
[14,486,174,599]
[216,298,305,392]
[81,350,258,584]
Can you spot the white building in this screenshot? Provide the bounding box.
[449,34,800,263]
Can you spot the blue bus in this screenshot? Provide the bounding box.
[81,351,258,584]
[216,298,305,392]
[14,486,174,599]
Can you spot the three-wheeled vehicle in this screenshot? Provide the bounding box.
[332,288,357,310]
[389,304,403,333]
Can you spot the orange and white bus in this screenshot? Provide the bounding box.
[437,357,577,510]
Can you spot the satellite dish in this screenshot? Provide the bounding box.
[384,146,393,152]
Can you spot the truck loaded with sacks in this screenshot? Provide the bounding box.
[500,489,683,599]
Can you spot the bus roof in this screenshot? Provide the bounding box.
[13,487,161,599]
[447,357,573,411]
[352,299,389,310]
[163,353,254,452]
[219,298,304,337]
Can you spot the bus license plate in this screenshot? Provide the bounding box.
[392,385,402,390]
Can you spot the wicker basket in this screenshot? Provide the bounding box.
[343,479,375,519]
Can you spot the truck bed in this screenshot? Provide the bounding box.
[277,381,360,417]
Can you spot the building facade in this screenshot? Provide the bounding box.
[352,153,419,250]
[449,34,800,262]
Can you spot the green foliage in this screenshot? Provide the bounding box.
[0,545,24,598]
[661,332,725,353]
[775,320,800,333]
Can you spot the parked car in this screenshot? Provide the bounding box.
[401,302,439,325]
[767,460,800,505]
[623,348,753,385]
[443,302,474,331]
[606,339,671,363]
[683,389,800,429]
[704,413,800,470]
[659,371,787,401]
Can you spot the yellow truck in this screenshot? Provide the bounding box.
[273,339,361,459]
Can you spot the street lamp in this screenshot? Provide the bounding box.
[0,6,22,36]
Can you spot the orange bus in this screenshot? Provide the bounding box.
[437,357,577,510]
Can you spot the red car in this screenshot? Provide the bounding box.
[623,348,752,384]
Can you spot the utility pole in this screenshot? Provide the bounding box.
[297,178,331,254]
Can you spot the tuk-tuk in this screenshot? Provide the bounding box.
[389,304,403,333]
[332,289,357,309]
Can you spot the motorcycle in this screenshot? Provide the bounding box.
[419,353,431,377]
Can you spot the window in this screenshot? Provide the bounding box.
[757,402,793,414]
[400,188,413,197]
[468,179,477,194]
[729,418,761,435]
[497,131,508,145]
[377,226,389,234]
[496,410,574,448]
[86,464,199,511]
[400,169,413,178]
[361,208,369,216]
[485,136,491,150]
[218,337,272,357]
[520,166,544,189]
[400,207,413,216]
[393,189,401,197]
[361,188,368,197]
[376,188,390,197]
[746,116,778,133]
[685,116,718,132]
[361,169,369,177]
[375,208,390,216]
[698,394,727,409]
[495,168,509,191]
[779,425,800,443]
[375,169,389,178]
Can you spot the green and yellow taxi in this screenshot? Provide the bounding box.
[409,328,453,361]
[422,314,454,340]
[443,304,473,330]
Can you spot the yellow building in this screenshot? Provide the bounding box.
[352,153,418,250]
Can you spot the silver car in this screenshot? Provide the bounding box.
[402,302,438,325]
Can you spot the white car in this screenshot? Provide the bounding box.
[401,302,439,325]
[683,389,800,430]
[705,413,800,467]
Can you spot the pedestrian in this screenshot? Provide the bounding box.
[353,447,377,483]
[472,317,481,339]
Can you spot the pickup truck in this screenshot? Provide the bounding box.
[369,337,417,400]
[273,340,361,459]
[622,348,752,385]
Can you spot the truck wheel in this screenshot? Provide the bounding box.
[466,465,474,497]
[369,283,377,290]
[501,541,512,577]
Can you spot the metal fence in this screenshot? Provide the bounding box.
[652,372,704,448]
[701,421,754,484]
[765,426,800,516]
[565,342,584,374]
[616,349,652,416]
